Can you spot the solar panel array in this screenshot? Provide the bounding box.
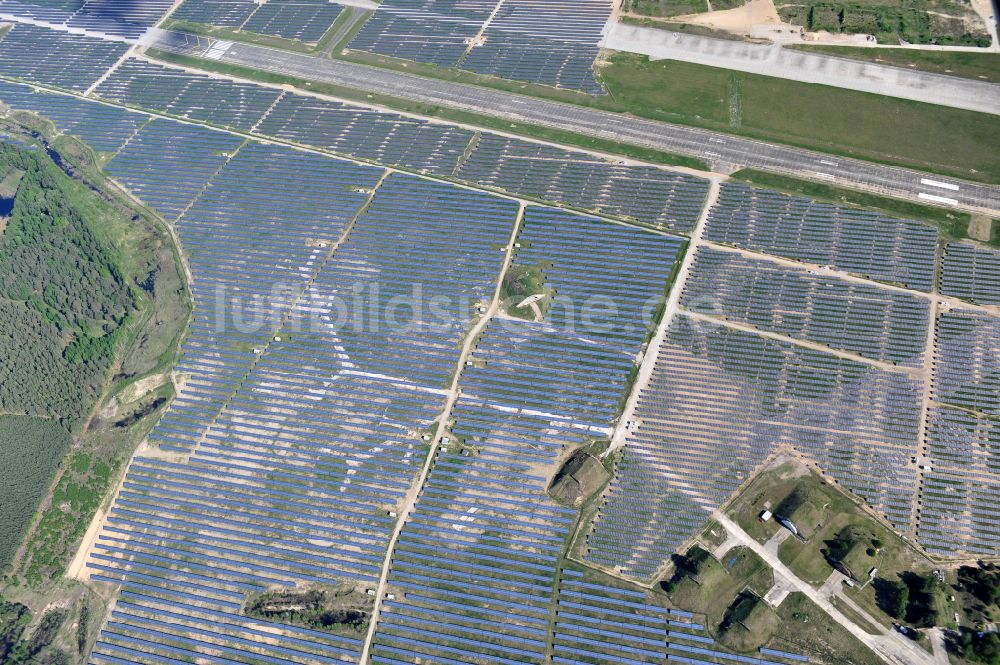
[170,0,256,27]
[587,317,923,581]
[921,404,1000,556]
[455,133,709,232]
[88,154,528,664]
[170,0,344,41]
[147,141,383,454]
[551,570,810,665]
[0,79,146,152]
[347,0,611,92]
[0,53,710,229]
[0,23,129,90]
[347,0,497,66]
[941,241,1000,306]
[255,93,474,173]
[462,0,611,93]
[681,246,930,366]
[370,209,684,663]
[242,0,343,42]
[96,59,284,131]
[931,309,1000,417]
[705,182,940,291]
[0,0,173,38]
[105,118,245,221]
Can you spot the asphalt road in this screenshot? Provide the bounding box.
[150,30,1000,215]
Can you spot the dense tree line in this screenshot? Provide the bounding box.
[0,417,71,570]
[0,143,133,425]
[0,600,71,665]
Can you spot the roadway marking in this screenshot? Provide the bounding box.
[819,159,838,166]
[920,178,960,191]
[918,192,959,206]
[204,40,233,60]
[815,172,835,180]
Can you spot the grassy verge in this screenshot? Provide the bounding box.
[326,9,372,54]
[770,593,883,665]
[622,0,711,18]
[787,45,1000,84]
[729,169,993,244]
[599,53,1000,183]
[146,49,709,170]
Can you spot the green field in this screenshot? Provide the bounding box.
[665,546,774,629]
[789,45,1000,83]
[598,53,1000,182]
[623,0,711,17]
[770,593,884,664]
[0,417,71,571]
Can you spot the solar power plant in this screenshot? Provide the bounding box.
[0,0,79,24]
[169,0,257,27]
[95,58,285,131]
[146,141,384,454]
[931,309,1000,418]
[940,240,1000,306]
[587,318,923,581]
[65,0,174,37]
[0,0,173,37]
[241,0,343,41]
[455,133,710,232]
[681,246,931,366]
[254,92,475,173]
[0,79,146,152]
[347,0,498,67]
[370,209,684,663]
[551,570,810,665]
[0,53,708,230]
[104,118,245,221]
[87,159,525,665]
[705,182,940,291]
[461,0,612,92]
[0,23,130,91]
[920,404,1000,556]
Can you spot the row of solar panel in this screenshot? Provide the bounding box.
[370,210,685,663]
[171,0,344,42]
[681,245,930,366]
[0,51,708,229]
[89,135,537,665]
[587,315,925,580]
[0,0,174,38]
[346,0,612,92]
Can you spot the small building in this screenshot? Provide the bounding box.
[759,510,773,522]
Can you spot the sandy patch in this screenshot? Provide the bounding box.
[968,216,994,242]
[673,0,784,34]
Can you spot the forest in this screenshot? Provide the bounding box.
[0,142,133,426]
[0,417,71,570]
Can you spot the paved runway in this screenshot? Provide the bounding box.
[603,24,1000,116]
[151,30,1000,215]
